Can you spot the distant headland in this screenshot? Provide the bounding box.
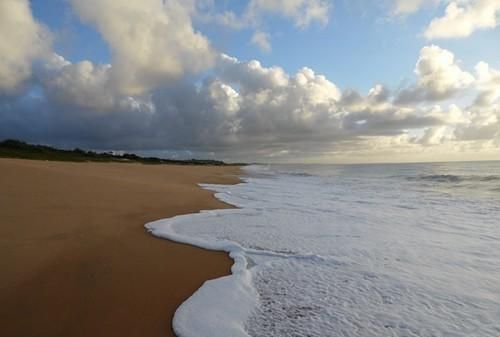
[0,139,241,166]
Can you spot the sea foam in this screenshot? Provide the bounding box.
[146,162,500,337]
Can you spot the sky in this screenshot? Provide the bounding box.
[0,0,499,163]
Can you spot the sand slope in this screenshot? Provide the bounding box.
[0,158,239,337]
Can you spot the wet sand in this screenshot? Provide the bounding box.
[0,158,240,337]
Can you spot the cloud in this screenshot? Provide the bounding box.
[216,54,290,92]
[395,45,474,103]
[414,46,474,98]
[452,61,500,141]
[251,31,272,53]
[211,11,246,30]
[149,56,345,148]
[0,1,499,162]
[245,0,331,28]
[390,0,442,15]
[204,0,332,53]
[0,0,51,93]
[3,42,497,161]
[400,60,500,145]
[454,105,499,141]
[70,0,215,95]
[389,0,499,43]
[1,48,445,160]
[425,0,500,39]
[473,61,500,106]
[417,125,450,145]
[38,55,115,111]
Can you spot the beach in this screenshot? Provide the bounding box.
[0,158,239,337]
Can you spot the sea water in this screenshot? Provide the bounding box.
[146,161,500,337]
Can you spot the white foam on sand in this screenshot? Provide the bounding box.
[146,163,500,337]
[145,212,258,337]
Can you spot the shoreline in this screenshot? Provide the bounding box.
[0,158,240,337]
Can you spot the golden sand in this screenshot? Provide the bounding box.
[0,158,240,337]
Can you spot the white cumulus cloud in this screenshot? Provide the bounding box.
[70,0,215,95]
[396,45,474,103]
[0,0,50,93]
[425,0,500,39]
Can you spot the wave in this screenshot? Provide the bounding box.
[285,172,315,178]
[146,163,500,337]
[244,165,316,178]
[406,174,500,183]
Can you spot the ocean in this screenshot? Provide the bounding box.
[146,161,500,337]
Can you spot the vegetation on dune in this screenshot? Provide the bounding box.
[0,139,239,166]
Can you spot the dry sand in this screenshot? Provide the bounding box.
[0,158,240,337]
